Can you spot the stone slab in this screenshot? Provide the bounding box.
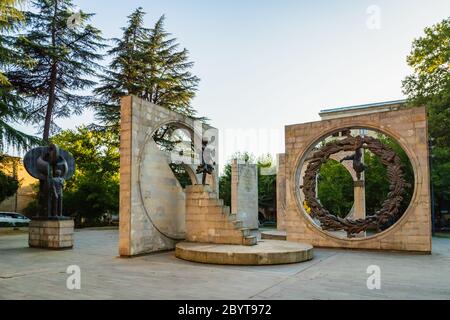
[231,160,259,230]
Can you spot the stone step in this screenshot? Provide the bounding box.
[222,206,231,215]
[240,228,251,237]
[232,220,243,229]
[243,236,258,246]
[208,192,218,199]
[227,213,237,221]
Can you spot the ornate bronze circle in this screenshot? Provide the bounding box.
[301,135,408,238]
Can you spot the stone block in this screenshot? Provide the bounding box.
[29,219,74,250]
[283,106,431,253]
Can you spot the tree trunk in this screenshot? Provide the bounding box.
[43,62,57,143]
[43,0,59,143]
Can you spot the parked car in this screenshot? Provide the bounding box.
[0,212,31,227]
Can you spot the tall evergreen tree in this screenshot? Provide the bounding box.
[0,0,24,86]
[0,0,38,150]
[93,7,148,128]
[7,0,106,142]
[94,9,200,129]
[142,15,199,116]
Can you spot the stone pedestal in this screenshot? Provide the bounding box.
[29,218,74,249]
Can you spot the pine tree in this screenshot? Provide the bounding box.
[0,0,24,85]
[0,0,38,151]
[142,15,199,117]
[93,7,148,128]
[94,10,200,129]
[7,0,106,143]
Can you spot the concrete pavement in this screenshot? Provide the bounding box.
[0,229,449,300]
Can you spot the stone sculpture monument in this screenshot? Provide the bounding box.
[281,106,431,253]
[24,144,76,249]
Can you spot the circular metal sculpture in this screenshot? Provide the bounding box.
[301,134,408,238]
[24,144,75,218]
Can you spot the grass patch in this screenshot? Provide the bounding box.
[434,232,450,239]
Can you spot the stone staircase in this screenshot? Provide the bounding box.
[185,185,257,246]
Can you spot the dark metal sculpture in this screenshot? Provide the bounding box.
[24,144,75,218]
[196,138,216,185]
[301,135,407,237]
[339,136,367,180]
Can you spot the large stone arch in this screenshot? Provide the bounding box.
[119,96,219,256]
[284,106,431,252]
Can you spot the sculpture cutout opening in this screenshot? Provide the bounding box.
[317,159,355,219]
[296,128,414,239]
[153,123,199,188]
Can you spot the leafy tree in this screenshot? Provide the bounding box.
[51,127,120,226]
[0,171,18,203]
[257,154,276,212]
[219,152,254,207]
[402,17,450,223]
[0,155,19,203]
[8,0,106,142]
[0,0,24,85]
[219,162,232,207]
[0,0,38,150]
[94,8,200,129]
[317,160,354,218]
[219,152,276,216]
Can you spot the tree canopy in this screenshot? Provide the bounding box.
[49,127,119,225]
[402,17,450,220]
[0,0,39,150]
[94,8,200,130]
[0,155,19,203]
[8,0,106,142]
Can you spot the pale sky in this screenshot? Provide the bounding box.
[13,0,450,167]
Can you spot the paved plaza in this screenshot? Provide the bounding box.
[0,229,449,300]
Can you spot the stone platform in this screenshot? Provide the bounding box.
[175,240,313,266]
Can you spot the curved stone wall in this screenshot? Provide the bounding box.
[284,107,431,252]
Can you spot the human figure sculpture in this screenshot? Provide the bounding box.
[196,137,216,185]
[51,170,65,217]
[340,148,367,181]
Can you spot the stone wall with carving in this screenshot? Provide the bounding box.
[284,107,431,253]
[119,96,219,257]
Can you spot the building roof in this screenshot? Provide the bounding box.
[319,99,407,120]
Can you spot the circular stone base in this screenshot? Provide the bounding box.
[175,240,313,266]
